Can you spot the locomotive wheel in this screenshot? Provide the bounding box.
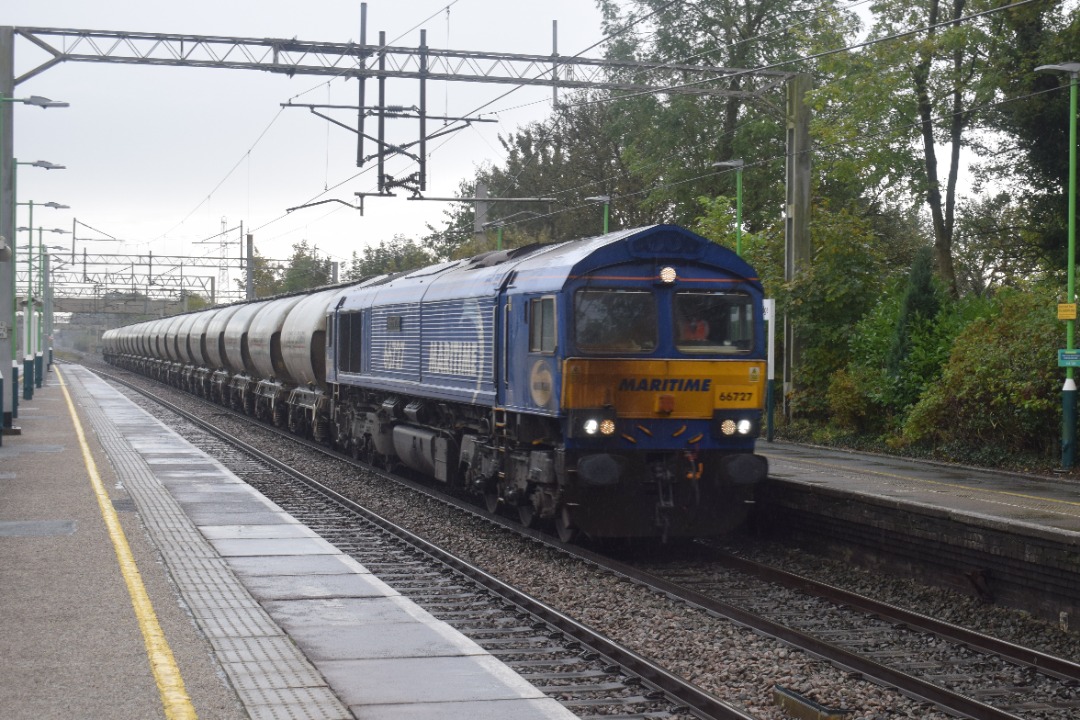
[484,491,500,514]
[517,502,539,529]
[555,506,577,543]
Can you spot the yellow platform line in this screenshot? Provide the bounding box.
[57,368,197,720]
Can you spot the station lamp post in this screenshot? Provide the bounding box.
[0,92,68,432]
[35,230,68,385]
[712,160,745,256]
[42,244,66,376]
[15,224,68,396]
[585,195,611,234]
[1036,62,1079,470]
[15,195,69,388]
[8,162,65,408]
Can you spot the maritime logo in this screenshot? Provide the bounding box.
[382,340,406,370]
[427,341,481,377]
[617,377,713,392]
[530,360,554,407]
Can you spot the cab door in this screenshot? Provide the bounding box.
[501,293,559,415]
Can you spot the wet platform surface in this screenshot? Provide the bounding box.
[760,442,1080,538]
[0,365,575,720]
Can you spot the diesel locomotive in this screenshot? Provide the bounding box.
[103,224,769,542]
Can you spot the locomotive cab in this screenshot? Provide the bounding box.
[497,226,769,541]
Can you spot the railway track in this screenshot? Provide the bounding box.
[629,547,1080,720]
[95,366,752,720]
[93,362,1080,719]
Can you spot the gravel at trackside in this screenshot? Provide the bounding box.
[108,367,1079,720]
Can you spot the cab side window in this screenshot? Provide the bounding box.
[337,311,364,373]
[529,297,556,353]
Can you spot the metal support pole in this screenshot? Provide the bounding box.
[0,27,12,428]
[1039,63,1080,469]
[377,30,386,192]
[357,2,367,168]
[734,165,743,256]
[783,73,812,419]
[22,353,31,399]
[1063,71,1078,468]
[246,233,254,299]
[419,29,427,192]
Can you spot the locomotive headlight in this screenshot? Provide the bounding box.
[571,410,618,438]
[716,414,759,438]
[659,266,677,284]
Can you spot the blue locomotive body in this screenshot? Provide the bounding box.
[104,224,769,541]
[323,225,768,540]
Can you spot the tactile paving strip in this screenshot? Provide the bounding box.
[65,367,352,720]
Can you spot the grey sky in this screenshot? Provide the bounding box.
[6,1,606,284]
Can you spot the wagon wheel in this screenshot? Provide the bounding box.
[484,489,501,514]
[554,506,577,544]
[517,490,540,529]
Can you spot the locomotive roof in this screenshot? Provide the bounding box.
[510,223,760,284]
[333,224,760,311]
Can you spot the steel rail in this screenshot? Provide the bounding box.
[703,547,1080,684]
[96,367,758,720]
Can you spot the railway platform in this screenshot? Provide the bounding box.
[757,441,1080,628]
[0,364,575,720]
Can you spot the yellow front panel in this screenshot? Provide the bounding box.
[562,358,765,418]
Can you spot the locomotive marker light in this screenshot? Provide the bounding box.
[1037,62,1079,470]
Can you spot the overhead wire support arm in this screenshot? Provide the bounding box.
[283,102,495,125]
[11,27,791,93]
[286,198,364,214]
[407,195,556,204]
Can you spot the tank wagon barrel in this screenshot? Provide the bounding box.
[103,225,768,542]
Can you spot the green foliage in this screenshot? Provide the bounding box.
[236,241,334,298]
[183,294,210,312]
[280,240,333,293]
[783,203,900,416]
[978,1,1079,273]
[887,246,941,402]
[597,0,857,231]
[344,234,436,279]
[827,366,884,433]
[235,251,283,299]
[901,287,1061,455]
[831,275,993,433]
